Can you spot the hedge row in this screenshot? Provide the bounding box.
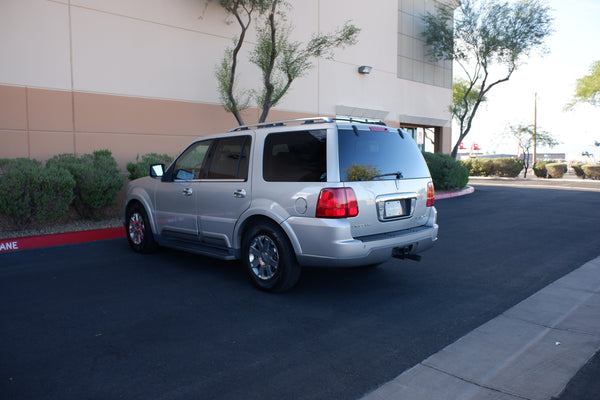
[0,150,123,228]
[462,158,600,180]
[460,157,524,178]
[533,161,552,178]
[572,164,600,180]
[533,161,579,179]
[0,159,75,229]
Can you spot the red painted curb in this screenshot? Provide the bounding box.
[435,186,475,200]
[0,227,126,253]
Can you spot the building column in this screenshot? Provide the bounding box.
[434,126,452,155]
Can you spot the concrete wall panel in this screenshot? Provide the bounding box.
[318,0,398,73]
[0,85,27,131]
[74,131,193,169]
[0,0,71,89]
[0,131,29,159]
[73,0,244,39]
[28,131,75,160]
[73,92,236,136]
[70,5,229,102]
[27,88,74,132]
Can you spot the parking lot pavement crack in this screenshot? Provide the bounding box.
[501,313,600,339]
[419,362,534,400]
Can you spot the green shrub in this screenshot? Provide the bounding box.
[533,161,552,178]
[493,158,524,177]
[571,163,585,178]
[0,158,75,229]
[461,158,494,176]
[461,158,523,177]
[344,163,381,181]
[422,152,469,190]
[459,158,474,175]
[546,163,567,179]
[582,164,600,180]
[47,150,123,219]
[127,153,173,180]
[480,158,496,176]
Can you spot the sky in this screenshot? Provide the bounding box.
[453,0,600,161]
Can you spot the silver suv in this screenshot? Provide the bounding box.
[124,117,438,291]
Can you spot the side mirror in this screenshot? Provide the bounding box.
[150,163,164,178]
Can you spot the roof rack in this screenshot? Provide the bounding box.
[227,116,387,132]
[332,116,387,126]
[228,117,334,132]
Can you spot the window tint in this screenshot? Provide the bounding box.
[263,130,327,182]
[173,140,213,180]
[338,127,430,181]
[206,136,251,180]
[172,136,250,180]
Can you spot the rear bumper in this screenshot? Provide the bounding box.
[285,207,438,267]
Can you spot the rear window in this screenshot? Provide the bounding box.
[338,126,430,181]
[263,130,327,182]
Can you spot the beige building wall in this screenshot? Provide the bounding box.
[0,0,453,169]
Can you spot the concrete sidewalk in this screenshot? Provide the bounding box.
[469,176,600,192]
[361,256,600,400]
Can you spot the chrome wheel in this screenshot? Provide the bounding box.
[243,222,300,292]
[128,212,144,245]
[248,234,279,281]
[125,203,157,253]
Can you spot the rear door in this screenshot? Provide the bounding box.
[337,124,432,238]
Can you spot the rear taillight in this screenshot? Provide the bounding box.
[316,188,359,218]
[426,181,435,207]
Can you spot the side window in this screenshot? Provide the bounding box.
[206,136,251,180]
[263,130,327,182]
[173,140,213,180]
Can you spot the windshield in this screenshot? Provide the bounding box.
[338,127,430,181]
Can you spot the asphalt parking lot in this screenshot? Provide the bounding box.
[1,181,599,400]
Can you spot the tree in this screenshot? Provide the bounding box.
[422,0,553,158]
[506,124,558,178]
[215,0,272,125]
[216,0,359,125]
[451,78,486,140]
[565,60,600,110]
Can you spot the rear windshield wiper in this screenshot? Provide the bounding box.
[373,171,403,180]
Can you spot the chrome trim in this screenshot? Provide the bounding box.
[375,192,417,221]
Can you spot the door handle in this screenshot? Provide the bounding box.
[233,189,246,198]
[182,187,193,196]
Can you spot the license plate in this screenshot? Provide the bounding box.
[385,200,405,218]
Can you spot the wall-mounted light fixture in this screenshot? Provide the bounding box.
[358,65,372,74]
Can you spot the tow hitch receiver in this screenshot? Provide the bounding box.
[392,246,422,262]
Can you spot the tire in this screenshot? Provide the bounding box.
[125,203,158,254]
[242,221,301,292]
